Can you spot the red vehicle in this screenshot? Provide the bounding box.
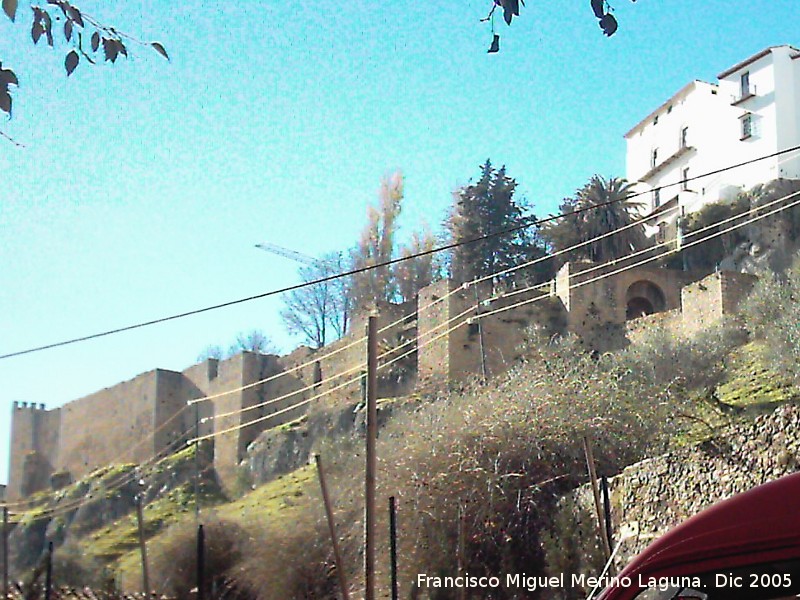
[596,472,800,600]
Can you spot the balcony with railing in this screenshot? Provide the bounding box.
[731,84,757,106]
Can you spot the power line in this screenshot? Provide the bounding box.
[187,186,800,443]
[9,185,800,518]
[2,144,799,362]
[185,202,681,408]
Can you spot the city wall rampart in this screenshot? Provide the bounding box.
[7,264,759,500]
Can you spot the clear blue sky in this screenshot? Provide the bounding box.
[1,0,798,485]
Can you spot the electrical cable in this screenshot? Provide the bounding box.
[189,189,793,430]
[186,186,800,441]
[10,187,798,519]
[183,202,683,409]
[3,144,799,361]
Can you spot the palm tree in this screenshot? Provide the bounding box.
[573,175,647,262]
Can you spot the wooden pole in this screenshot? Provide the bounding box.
[365,316,378,600]
[3,507,8,600]
[472,282,487,380]
[136,497,150,595]
[44,542,53,600]
[194,401,201,522]
[456,506,465,600]
[389,497,398,600]
[196,524,205,600]
[314,455,350,600]
[582,436,611,561]
[601,476,614,555]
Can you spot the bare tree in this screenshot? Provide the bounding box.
[228,330,276,356]
[196,330,276,362]
[281,253,351,348]
[196,345,224,362]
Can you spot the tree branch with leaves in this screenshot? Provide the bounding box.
[1,0,168,126]
[482,0,638,53]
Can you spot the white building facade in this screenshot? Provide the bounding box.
[625,45,800,240]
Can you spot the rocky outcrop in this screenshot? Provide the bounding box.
[8,444,218,576]
[243,398,406,487]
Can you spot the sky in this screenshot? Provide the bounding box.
[1,0,799,485]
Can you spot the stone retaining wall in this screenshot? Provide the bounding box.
[547,404,800,598]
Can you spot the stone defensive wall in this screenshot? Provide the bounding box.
[417,279,567,383]
[547,404,800,599]
[7,263,761,499]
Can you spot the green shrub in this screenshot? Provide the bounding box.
[740,255,800,384]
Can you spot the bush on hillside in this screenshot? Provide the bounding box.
[149,322,749,599]
[266,327,744,599]
[149,517,254,600]
[740,254,800,385]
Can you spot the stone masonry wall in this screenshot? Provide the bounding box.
[549,404,800,587]
[417,279,567,383]
[681,271,758,332]
[58,371,161,482]
[6,261,764,500]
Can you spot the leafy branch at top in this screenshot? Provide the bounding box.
[1,0,168,119]
[483,0,638,53]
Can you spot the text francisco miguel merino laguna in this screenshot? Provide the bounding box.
[417,573,703,593]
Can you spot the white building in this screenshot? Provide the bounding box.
[625,45,800,240]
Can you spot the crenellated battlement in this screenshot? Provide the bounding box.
[12,401,47,411]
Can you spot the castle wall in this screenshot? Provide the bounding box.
[153,370,196,459]
[203,353,257,490]
[7,403,61,501]
[5,259,767,501]
[57,371,160,482]
[681,270,758,332]
[625,308,683,343]
[303,300,417,407]
[558,262,691,352]
[417,280,456,383]
[418,280,568,382]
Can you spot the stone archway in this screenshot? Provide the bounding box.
[625,280,666,320]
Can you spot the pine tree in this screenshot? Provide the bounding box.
[447,160,548,286]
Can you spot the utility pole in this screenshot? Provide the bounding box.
[3,507,8,600]
[389,497,398,600]
[472,281,487,380]
[315,455,350,600]
[44,542,53,600]
[583,436,611,562]
[136,496,150,595]
[197,524,205,600]
[194,401,200,521]
[365,316,378,600]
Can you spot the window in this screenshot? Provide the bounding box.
[651,148,659,169]
[741,71,751,97]
[682,167,689,190]
[741,113,753,139]
[654,115,659,125]
[667,105,673,114]
[653,188,661,208]
[680,126,689,148]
